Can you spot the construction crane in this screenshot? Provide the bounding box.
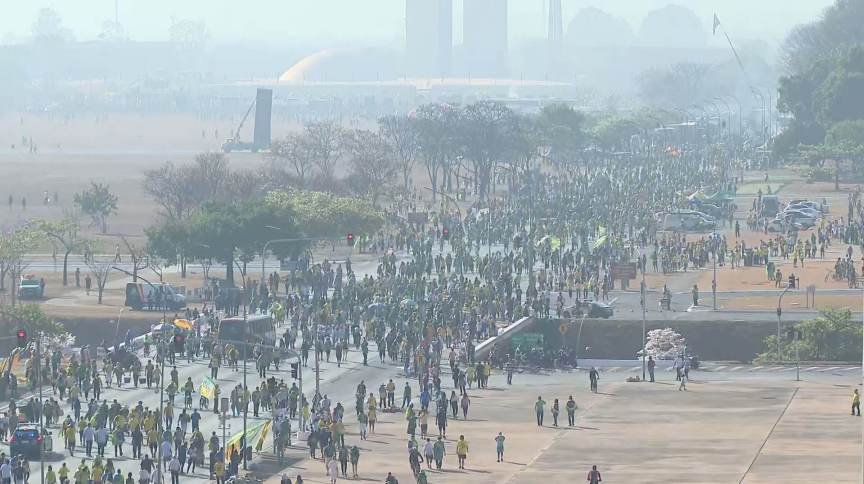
[221,88,273,153]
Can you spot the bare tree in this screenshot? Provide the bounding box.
[345,129,397,205]
[268,133,315,187]
[305,122,344,180]
[379,115,420,193]
[121,236,149,283]
[143,162,198,221]
[84,253,113,305]
[415,104,460,200]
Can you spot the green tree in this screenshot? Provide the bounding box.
[267,190,382,238]
[758,308,861,362]
[0,227,41,306]
[38,218,86,286]
[74,182,118,234]
[0,304,66,337]
[537,104,587,165]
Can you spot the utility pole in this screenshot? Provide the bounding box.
[641,276,647,381]
[242,299,248,470]
[36,333,45,484]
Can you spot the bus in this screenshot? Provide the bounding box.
[217,314,276,349]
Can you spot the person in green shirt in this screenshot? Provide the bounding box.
[45,465,56,484]
[534,396,546,426]
[494,432,505,462]
[432,437,446,470]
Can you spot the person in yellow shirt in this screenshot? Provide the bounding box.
[214,460,226,484]
[456,434,468,469]
[64,425,77,456]
[852,389,860,416]
[57,463,69,482]
[45,465,57,484]
[91,459,104,482]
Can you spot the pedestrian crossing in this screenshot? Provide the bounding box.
[588,364,861,374]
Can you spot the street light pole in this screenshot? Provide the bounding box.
[641,275,647,381]
[37,333,44,484]
[777,286,790,361]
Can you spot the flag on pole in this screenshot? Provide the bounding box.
[713,14,721,35]
[225,420,267,462]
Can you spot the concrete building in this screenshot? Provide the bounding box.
[405,0,453,78]
[462,0,508,78]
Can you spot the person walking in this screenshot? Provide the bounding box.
[566,396,577,426]
[647,356,656,382]
[587,464,602,483]
[589,367,599,393]
[534,396,546,426]
[551,399,560,427]
[679,370,688,391]
[494,432,505,462]
[852,389,861,416]
[456,435,468,470]
[433,437,445,470]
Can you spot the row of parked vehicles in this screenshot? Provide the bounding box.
[764,198,829,232]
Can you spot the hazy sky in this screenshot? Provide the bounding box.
[1,0,835,46]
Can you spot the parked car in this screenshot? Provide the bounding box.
[18,276,44,300]
[560,300,615,319]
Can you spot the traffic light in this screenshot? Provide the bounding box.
[16,329,26,348]
[347,233,355,247]
[442,227,449,240]
[290,362,299,379]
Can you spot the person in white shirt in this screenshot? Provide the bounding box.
[138,468,151,484]
[0,460,11,484]
[327,459,339,484]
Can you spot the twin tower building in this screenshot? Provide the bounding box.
[405,0,509,79]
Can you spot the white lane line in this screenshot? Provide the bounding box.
[629,366,641,372]
[750,366,765,371]
[817,366,842,372]
[729,366,744,372]
[768,367,785,371]
[841,367,861,372]
[803,367,820,372]
[604,367,621,372]
[713,366,727,371]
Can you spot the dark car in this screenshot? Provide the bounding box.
[10,425,43,457]
[560,301,615,319]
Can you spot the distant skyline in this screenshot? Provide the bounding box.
[1,0,835,48]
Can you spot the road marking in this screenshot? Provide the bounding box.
[803,367,820,372]
[817,366,842,372]
[750,366,764,371]
[841,367,861,372]
[729,366,744,372]
[629,366,641,372]
[605,367,621,372]
[768,367,785,371]
[713,365,727,371]
[738,388,799,483]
